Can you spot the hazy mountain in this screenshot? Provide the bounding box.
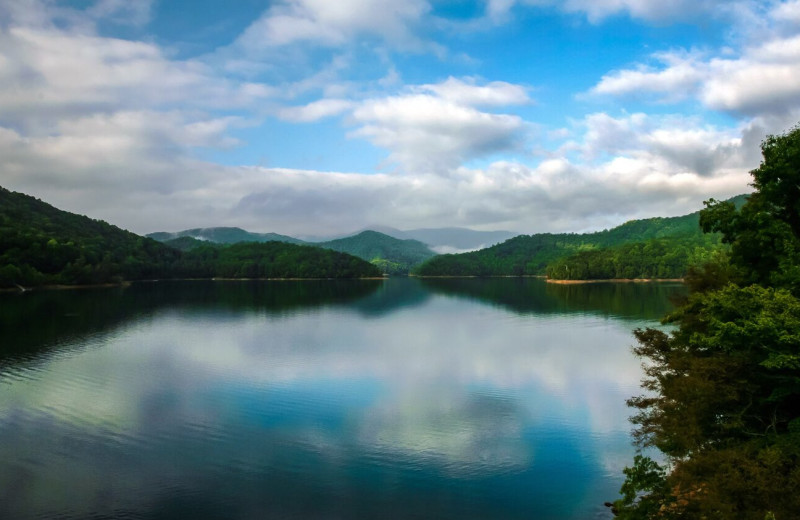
[148,227,305,245]
[302,226,517,253]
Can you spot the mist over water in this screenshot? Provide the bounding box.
[0,279,684,519]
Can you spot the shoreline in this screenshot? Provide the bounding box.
[0,276,388,293]
[546,278,684,284]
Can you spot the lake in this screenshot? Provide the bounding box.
[0,278,683,519]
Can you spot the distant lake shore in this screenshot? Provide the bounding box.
[546,278,684,284]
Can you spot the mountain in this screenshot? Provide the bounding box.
[316,230,437,275]
[147,227,304,245]
[151,227,438,275]
[414,195,750,278]
[0,187,382,287]
[300,226,517,253]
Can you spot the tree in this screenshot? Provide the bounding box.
[614,124,800,519]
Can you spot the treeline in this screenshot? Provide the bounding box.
[545,234,721,280]
[613,125,800,519]
[413,200,746,277]
[172,242,382,279]
[0,187,381,288]
[154,228,438,276]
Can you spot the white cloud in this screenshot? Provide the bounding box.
[418,76,530,106]
[235,0,431,50]
[591,51,705,101]
[351,93,526,172]
[278,98,355,122]
[0,25,276,132]
[591,42,800,116]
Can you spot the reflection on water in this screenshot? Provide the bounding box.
[421,277,684,320]
[0,278,684,519]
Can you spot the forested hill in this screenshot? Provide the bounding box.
[0,187,382,287]
[316,231,436,275]
[151,227,437,275]
[414,195,748,277]
[0,186,181,286]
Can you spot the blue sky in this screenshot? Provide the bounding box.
[1,0,799,236]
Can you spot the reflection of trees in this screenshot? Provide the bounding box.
[0,280,382,366]
[420,278,684,320]
[350,278,432,317]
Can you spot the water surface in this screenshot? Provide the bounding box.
[0,278,683,519]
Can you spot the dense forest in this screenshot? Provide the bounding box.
[545,234,722,280]
[150,227,437,275]
[413,199,746,278]
[613,125,800,519]
[0,187,182,286]
[0,188,381,288]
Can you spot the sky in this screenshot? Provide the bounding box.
[1,0,799,236]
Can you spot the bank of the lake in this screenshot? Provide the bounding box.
[546,278,685,284]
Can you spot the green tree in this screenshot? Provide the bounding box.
[615,124,800,519]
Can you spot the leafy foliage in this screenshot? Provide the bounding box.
[546,235,721,280]
[615,125,800,519]
[174,241,382,279]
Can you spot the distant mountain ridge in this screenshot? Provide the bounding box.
[148,227,304,245]
[148,227,438,275]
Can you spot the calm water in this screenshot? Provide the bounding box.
[0,278,683,520]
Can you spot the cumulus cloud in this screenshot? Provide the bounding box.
[417,76,531,106]
[0,26,276,134]
[590,3,800,117]
[351,93,526,172]
[234,0,431,50]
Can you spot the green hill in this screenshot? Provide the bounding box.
[317,230,436,275]
[0,186,181,286]
[414,195,749,278]
[175,241,382,279]
[0,187,382,287]
[152,226,438,275]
